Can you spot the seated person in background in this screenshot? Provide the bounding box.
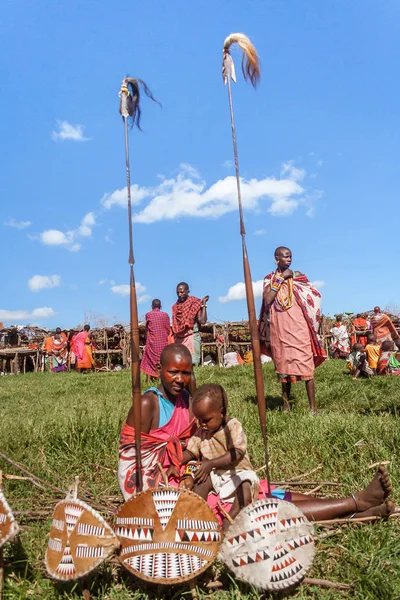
[180,383,259,530]
[364,334,381,374]
[347,343,374,379]
[223,348,244,368]
[388,339,400,376]
[378,340,395,375]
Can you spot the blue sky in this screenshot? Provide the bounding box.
[1,0,400,328]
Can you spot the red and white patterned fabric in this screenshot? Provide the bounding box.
[140,309,171,377]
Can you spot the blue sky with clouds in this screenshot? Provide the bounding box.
[1,0,399,328]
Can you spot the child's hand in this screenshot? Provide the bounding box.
[179,477,194,490]
[166,465,180,479]
[195,460,213,484]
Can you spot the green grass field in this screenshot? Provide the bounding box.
[1,360,400,599]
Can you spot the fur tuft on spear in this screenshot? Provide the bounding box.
[119,76,159,492]
[223,33,260,87]
[221,34,271,493]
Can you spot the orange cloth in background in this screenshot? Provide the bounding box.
[365,343,380,369]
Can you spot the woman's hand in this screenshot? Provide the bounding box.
[195,460,213,484]
[280,269,293,280]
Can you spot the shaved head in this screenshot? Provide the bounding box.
[274,246,291,257]
[160,343,192,366]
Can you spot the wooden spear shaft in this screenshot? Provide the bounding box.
[123,113,143,492]
[225,71,271,493]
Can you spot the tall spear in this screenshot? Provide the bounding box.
[222,34,271,493]
[119,77,159,493]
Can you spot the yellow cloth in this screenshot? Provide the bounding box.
[243,350,253,364]
[365,343,380,369]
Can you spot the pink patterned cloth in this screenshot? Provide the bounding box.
[118,394,196,500]
[259,272,326,378]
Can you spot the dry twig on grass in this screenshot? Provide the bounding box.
[303,577,352,590]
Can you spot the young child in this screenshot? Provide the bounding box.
[364,334,381,374]
[347,343,373,379]
[388,338,400,376]
[378,340,395,375]
[180,383,258,529]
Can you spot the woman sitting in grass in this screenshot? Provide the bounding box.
[119,344,394,522]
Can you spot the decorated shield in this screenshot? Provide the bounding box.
[116,487,221,583]
[0,489,19,548]
[219,498,315,591]
[45,497,120,580]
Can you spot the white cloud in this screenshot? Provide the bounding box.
[101,184,151,210]
[219,280,264,303]
[311,280,325,288]
[4,218,32,230]
[40,230,70,246]
[303,189,323,217]
[221,160,233,169]
[101,162,318,223]
[98,279,107,286]
[280,161,306,182]
[39,212,96,251]
[51,120,89,142]
[254,229,265,236]
[28,274,61,292]
[111,282,150,304]
[78,212,95,237]
[0,307,56,322]
[316,159,323,168]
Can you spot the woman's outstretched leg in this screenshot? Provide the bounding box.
[289,466,392,521]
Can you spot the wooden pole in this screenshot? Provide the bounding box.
[223,42,271,493]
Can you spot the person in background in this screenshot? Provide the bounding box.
[351,313,371,347]
[388,339,400,376]
[371,307,397,344]
[364,334,380,374]
[223,347,244,368]
[74,324,95,373]
[42,327,68,372]
[171,282,208,366]
[140,299,170,383]
[259,246,326,413]
[347,343,373,379]
[378,340,395,375]
[330,316,350,358]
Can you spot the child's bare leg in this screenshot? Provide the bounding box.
[192,477,213,501]
[281,382,291,411]
[223,482,252,531]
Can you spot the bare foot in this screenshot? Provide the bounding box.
[354,499,394,519]
[353,466,392,512]
[282,400,291,412]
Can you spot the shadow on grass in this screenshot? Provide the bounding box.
[5,536,35,581]
[244,394,285,411]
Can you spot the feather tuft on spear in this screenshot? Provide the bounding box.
[223,33,260,87]
[119,77,161,130]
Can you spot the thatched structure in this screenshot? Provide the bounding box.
[0,325,49,374]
